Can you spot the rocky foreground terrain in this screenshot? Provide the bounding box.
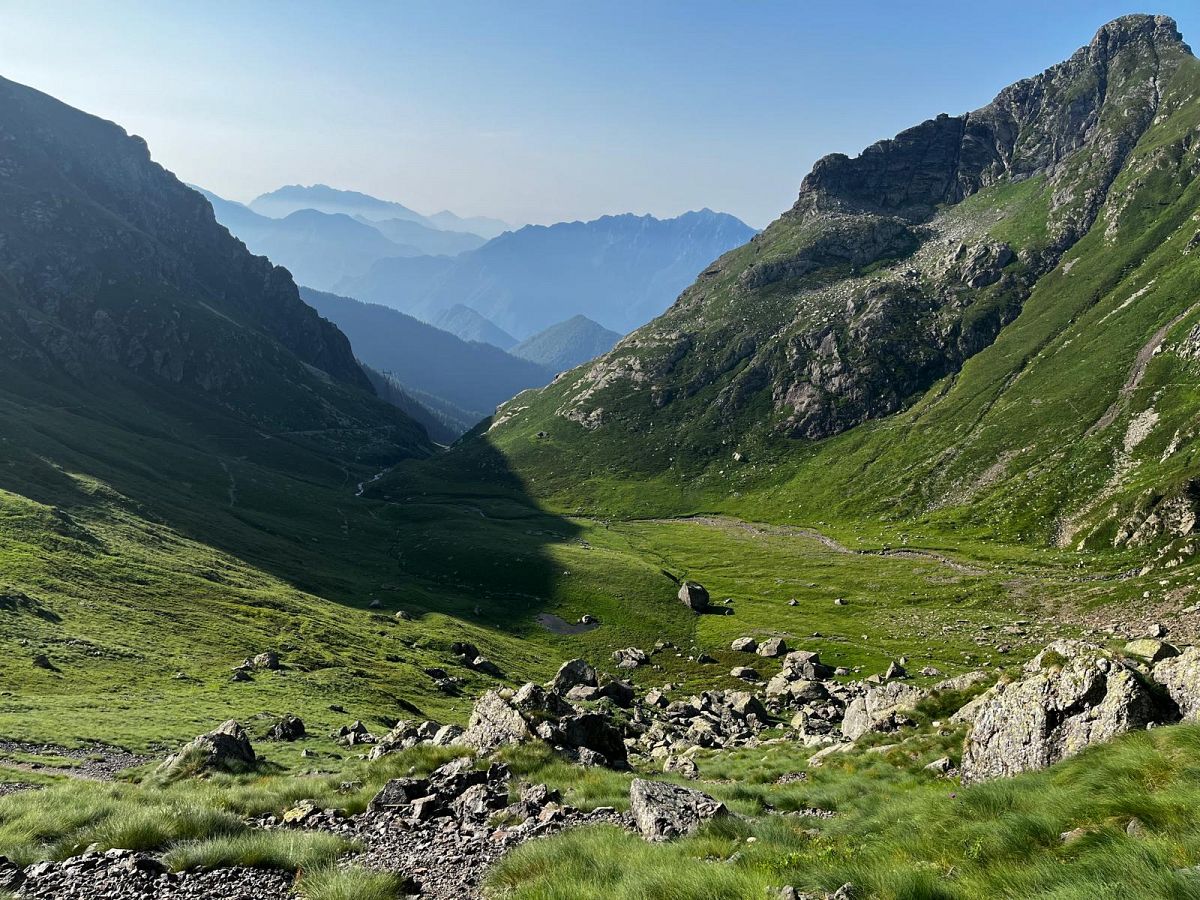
[5,579,1199,899]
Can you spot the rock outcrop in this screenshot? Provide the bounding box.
[960,641,1163,782]
[629,778,728,841]
[158,720,255,776]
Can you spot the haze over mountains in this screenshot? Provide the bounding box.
[336,209,757,337]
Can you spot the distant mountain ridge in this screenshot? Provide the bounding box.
[249,183,511,239]
[198,187,485,292]
[335,209,757,337]
[433,304,518,350]
[511,316,621,371]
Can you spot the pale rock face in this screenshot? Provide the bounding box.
[1153,646,1200,720]
[841,681,927,741]
[960,640,1162,783]
[629,778,728,841]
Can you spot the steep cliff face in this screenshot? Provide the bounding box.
[488,16,1200,554]
[0,75,428,454]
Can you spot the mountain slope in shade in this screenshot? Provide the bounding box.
[433,304,518,350]
[300,287,552,429]
[0,74,430,460]
[335,209,758,337]
[487,15,1200,559]
[512,315,621,371]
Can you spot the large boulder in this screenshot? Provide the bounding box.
[961,641,1163,783]
[458,691,535,752]
[678,582,710,612]
[1153,646,1200,719]
[550,658,597,694]
[842,681,927,741]
[158,720,255,776]
[629,778,728,841]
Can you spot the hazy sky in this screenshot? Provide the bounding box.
[1,1,1196,228]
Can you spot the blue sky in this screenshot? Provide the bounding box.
[0,1,1196,228]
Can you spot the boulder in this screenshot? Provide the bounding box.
[757,637,788,658]
[842,682,926,740]
[629,778,728,841]
[551,658,598,694]
[731,637,758,653]
[558,712,627,765]
[458,690,534,752]
[1125,639,1179,663]
[730,666,759,681]
[1153,646,1200,719]
[678,581,710,612]
[253,650,280,670]
[612,647,649,669]
[266,714,305,741]
[158,720,255,776]
[961,641,1163,783]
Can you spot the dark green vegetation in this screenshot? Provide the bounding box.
[5,13,1200,900]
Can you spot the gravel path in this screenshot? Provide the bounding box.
[0,740,150,781]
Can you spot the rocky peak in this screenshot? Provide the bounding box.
[793,14,1192,224]
[1089,13,1187,56]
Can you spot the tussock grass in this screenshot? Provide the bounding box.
[490,724,1200,899]
[296,865,410,900]
[0,744,464,869]
[162,830,350,873]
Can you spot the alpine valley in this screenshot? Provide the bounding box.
[6,13,1200,900]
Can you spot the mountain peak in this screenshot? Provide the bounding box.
[1090,14,1188,54]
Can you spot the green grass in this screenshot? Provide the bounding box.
[296,866,412,900]
[162,830,351,873]
[490,724,1200,899]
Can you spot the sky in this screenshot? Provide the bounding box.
[0,1,1196,229]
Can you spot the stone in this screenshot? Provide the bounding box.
[551,658,598,694]
[961,641,1163,783]
[842,682,926,741]
[663,754,699,779]
[884,660,907,680]
[253,650,280,670]
[629,778,728,841]
[266,714,305,741]
[612,647,649,669]
[757,637,789,658]
[1153,646,1200,720]
[924,756,952,774]
[678,581,710,612]
[1124,638,1179,663]
[731,637,758,653]
[458,690,534,752]
[730,666,760,681]
[158,720,255,776]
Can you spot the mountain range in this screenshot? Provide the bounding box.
[248,183,511,239]
[335,209,758,337]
